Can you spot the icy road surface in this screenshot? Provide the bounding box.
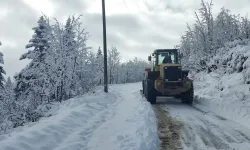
[158,98,250,150]
[0,83,159,150]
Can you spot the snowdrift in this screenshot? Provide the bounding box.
[193,39,250,129]
[0,83,160,150]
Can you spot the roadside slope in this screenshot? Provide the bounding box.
[0,83,160,150]
[193,71,250,130]
[190,40,250,129]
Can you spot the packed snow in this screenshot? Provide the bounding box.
[0,83,160,150]
[159,98,250,150]
[193,71,250,130]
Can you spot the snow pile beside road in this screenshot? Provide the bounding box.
[193,71,250,129]
[206,39,250,83]
[0,83,160,150]
[191,40,250,129]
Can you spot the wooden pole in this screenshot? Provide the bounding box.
[102,0,108,92]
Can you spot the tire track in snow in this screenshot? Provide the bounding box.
[157,97,250,150]
[87,83,160,150]
[153,105,183,150]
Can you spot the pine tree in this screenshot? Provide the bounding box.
[14,16,51,111]
[96,47,104,85]
[3,77,15,113]
[0,15,96,133]
[0,41,6,106]
[55,16,77,101]
[53,15,90,100]
[0,41,6,93]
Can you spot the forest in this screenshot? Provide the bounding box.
[0,15,149,134]
[179,0,250,81]
[2,0,250,136]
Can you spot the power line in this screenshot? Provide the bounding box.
[122,0,131,12]
[135,0,141,12]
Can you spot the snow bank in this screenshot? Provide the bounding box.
[0,83,160,150]
[208,39,250,82]
[193,71,250,129]
[191,40,250,129]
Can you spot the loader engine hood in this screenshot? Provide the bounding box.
[159,64,182,81]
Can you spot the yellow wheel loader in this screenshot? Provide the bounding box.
[142,49,194,105]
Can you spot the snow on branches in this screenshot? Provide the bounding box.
[0,41,5,89]
[179,0,250,73]
[0,15,149,134]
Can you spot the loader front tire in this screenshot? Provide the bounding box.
[142,80,145,94]
[145,79,156,104]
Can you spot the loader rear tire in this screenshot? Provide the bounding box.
[145,79,156,104]
[181,83,194,105]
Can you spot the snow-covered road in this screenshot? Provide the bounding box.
[2,82,250,150]
[158,98,250,150]
[0,83,160,150]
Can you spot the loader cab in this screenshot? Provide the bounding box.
[157,50,179,65]
[148,49,180,71]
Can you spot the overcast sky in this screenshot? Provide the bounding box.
[0,0,250,77]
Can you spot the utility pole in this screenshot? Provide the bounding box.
[102,0,108,92]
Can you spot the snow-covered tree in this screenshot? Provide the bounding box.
[118,58,149,83]
[57,16,78,100]
[0,41,6,102]
[14,16,52,121]
[0,76,18,133]
[0,14,150,134]
[179,0,250,74]
[240,16,250,39]
[0,41,5,90]
[2,77,15,116]
[96,47,104,85]
[214,8,241,49]
[52,15,91,99]
[108,46,120,84]
[178,0,215,71]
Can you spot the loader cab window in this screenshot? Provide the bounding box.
[157,51,178,65]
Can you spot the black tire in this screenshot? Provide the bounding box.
[142,80,145,94]
[181,83,194,105]
[174,94,181,99]
[145,79,157,104]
